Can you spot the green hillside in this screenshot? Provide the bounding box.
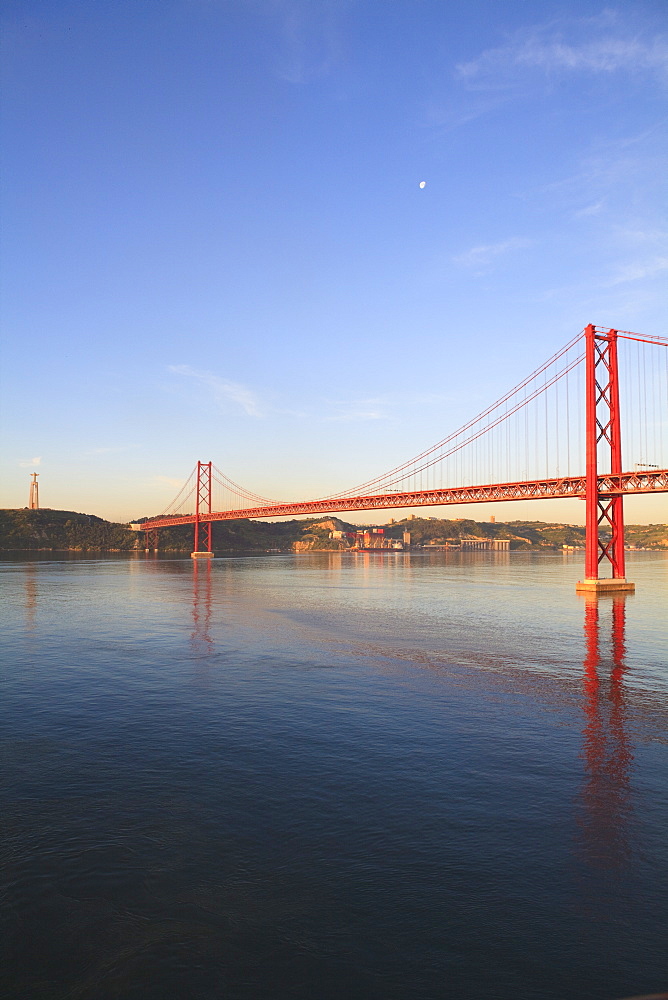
[0,509,138,551]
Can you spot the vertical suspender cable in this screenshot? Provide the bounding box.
[567,356,571,477]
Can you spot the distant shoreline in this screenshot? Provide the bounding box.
[2,509,667,552]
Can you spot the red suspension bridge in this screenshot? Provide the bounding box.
[132,325,668,592]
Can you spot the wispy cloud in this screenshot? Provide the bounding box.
[607,255,668,286]
[574,200,605,218]
[454,237,532,273]
[456,25,668,87]
[271,0,346,84]
[326,397,388,422]
[430,18,668,131]
[19,456,41,467]
[616,227,668,245]
[521,128,667,233]
[82,445,136,457]
[169,365,261,416]
[601,225,668,285]
[152,475,186,491]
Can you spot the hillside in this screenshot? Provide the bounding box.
[0,509,138,551]
[384,516,668,550]
[1,508,666,552]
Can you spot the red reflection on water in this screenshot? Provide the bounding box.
[191,559,213,656]
[579,596,633,869]
[24,563,38,631]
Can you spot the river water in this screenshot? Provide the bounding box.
[2,551,667,1000]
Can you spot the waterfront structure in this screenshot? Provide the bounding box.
[352,528,404,551]
[461,537,510,551]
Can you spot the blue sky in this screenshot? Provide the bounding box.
[1,0,667,523]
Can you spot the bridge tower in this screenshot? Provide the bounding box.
[29,473,39,509]
[191,461,215,559]
[576,325,634,594]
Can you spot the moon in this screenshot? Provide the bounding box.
[419,181,426,189]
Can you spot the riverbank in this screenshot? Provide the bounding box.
[2,508,666,552]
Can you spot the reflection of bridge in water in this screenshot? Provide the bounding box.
[18,559,663,882]
[184,559,647,875]
[190,558,213,657]
[579,595,633,870]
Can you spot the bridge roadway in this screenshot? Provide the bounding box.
[134,469,668,530]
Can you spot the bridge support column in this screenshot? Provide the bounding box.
[144,529,159,553]
[577,325,634,593]
[191,461,215,559]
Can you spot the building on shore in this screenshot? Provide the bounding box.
[351,528,405,551]
[461,537,510,551]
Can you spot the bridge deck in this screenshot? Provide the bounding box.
[132,470,668,530]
